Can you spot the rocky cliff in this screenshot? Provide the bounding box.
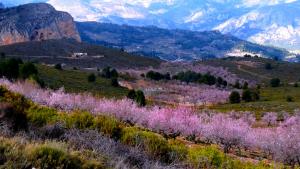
[0,3,81,46]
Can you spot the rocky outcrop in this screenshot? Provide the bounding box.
[0,3,81,46]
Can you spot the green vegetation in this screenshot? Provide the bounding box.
[0,138,104,169]
[87,73,96,83]
[100,67,118,79]
[242,89,260,102]
[127,89,146,106]
[229,91,241,104]
[146,71,171,81]
[202,57,300,83]
[54,63,62,70]
[173,71,223,86]
[270,78,281,87]
[37,65,128,98]
[211,85,300,115]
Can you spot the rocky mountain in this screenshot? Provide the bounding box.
[43,0,300,51]
[0,3,81,46]
[77,22,290,61]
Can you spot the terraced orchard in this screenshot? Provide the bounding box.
[1,79,300,168]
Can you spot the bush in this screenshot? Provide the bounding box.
[93,115,122,139]
[242,90,252,102]
[167,140,188,162]
[286,96,294,102]
[0,58,22,80]
[101,67,118,79]
[265,63,273,70]
[87,73,96,83]
[127,90,146,106]
[242,82,249,90]
[27,106,59,126]
[54,64,62,70]
[127,90,136,100]
[121,127,169,161]
[66,111,94,129]
[110,78,119,87]
[19,62,38,79]
[135,90,146,107]
[242,89,260,102]
[229,91,241,104]
[270,78,280,87]
[187,146,224,168]
[0,102,28,132]
[233,81,241,89]
[29,146,82,169]
[146,71,170,81]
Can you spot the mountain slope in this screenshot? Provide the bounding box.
[77,22,290,61]
[0,39,162,68]
[0,3,81,46]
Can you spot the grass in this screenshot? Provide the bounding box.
[209,85,300,116]
[37,64,128,98]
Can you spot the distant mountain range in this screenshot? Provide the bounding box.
[77,22,292,61]
[0,2,298,62]
[43,0,300,51]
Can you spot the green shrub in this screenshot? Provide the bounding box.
[127,90,136,100]
[286,96,294,102]
[0,58,22,80]
[93,115,122,139]
[187,146,225,168]
[87,73,96,83]
[66,111,94,129]
[270,78,281,87]
[54,64,62,70]
[110,78,119,87]
[27,106,59,126]
[167,140,188,162]
[229,91,241,104]
[0,138,28,168]
[121,127,169,161]
[0,102,28,132]
[135,90,146,107]
[29,146,82,169]
[20,62,38,79]
[242,89,260,102]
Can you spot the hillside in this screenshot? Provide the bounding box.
[77,22,290,61]
[201,57,300,83]
[0,39,162,69]
[0,3,80,46]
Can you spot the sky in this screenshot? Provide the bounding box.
[1,0,299,21]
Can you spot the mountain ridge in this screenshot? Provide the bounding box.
[0,3,81,46]
[44,0,300,51]
[77,21,291,61]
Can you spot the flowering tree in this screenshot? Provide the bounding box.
[1,78,300,166]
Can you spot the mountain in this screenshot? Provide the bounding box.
[0,3,4,8]
[0,3,80,46]
[77,22,290,61]
[45,0,300,51]
[214,1,300,51]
